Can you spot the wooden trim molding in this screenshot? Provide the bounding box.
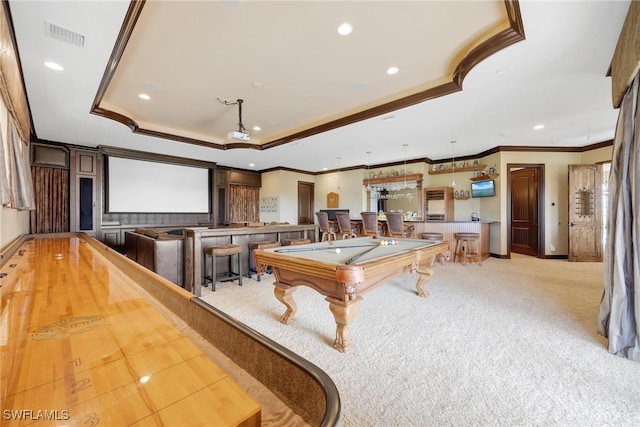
[90,0,526,153]
[99,145,216,169]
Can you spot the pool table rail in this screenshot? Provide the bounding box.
[255,238,449,352]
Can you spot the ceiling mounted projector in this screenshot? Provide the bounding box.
[217,97,251,142]
[228,130,250,141]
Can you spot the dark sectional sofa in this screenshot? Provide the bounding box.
[124,228,184,286]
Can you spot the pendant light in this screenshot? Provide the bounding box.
[336,156,342,193]
[402,144,408,190]
[366,151,372,192]
[450,140,457,188]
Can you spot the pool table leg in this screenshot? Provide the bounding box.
[327,297,362,353]
[274,283,297,324]
[414,256,436,298]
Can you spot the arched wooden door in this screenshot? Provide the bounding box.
[568,164,603,262]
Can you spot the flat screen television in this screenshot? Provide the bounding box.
[471,179,496,198]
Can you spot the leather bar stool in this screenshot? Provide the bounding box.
[249,241,281,281]
[247,240,278,278]
[203,244,243,291]
[421,232,449,265]
[453,233,481,266]
[281,238,311,246]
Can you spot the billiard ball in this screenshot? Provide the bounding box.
[335,248,341,254]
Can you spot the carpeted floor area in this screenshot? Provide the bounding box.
[199,255,640,426]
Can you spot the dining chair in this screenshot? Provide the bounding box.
[360,211,380,237]
[335,212,357,239]
[315,212,337,242]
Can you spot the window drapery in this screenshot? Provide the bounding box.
[228,185,259,223]
[1,112,35,210]
[0,119,9,206]
[598,72,640,361]
[30,166,69,233]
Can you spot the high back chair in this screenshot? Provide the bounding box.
[360,211,380,237]
[385,212,406,238]
[335,212,357,239]
[385,212,414,238]
[315,211,337,242]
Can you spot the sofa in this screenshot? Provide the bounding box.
[125,228,184,286]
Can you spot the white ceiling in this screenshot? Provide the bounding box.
[8,0,631,173]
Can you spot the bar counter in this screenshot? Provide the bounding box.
[183,224,318,296]
[411,220,495,260]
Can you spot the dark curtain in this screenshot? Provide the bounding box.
[598,72,640,361]
[30,166,69,233]
[228,185,259,223]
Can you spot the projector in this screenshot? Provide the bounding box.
[227,131,250,142]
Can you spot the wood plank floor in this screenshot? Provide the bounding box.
[0,236,260,426]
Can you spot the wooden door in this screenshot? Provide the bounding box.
[297,181,314,224]
[510,167,541,256]
[568,164,602,262]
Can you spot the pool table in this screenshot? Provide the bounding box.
[254,236,449,352]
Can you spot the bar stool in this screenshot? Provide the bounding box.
[281,238,311,246]
[453,233,481,266]
[247,240,278,278]
[203,244,243,291]
[249,241,281,281]
[421,232,449,265]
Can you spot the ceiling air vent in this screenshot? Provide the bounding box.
[44,21,85,47]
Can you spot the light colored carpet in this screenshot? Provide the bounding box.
[199,256,640,426]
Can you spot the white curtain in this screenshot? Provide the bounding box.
[0,117,9,206]
[598,71,640,361]
[1,111,35,210]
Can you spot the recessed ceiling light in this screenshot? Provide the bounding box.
[253,126,261,131]
[44,61,64,71]
[323,167,328,171]
[337,23,352,36]
[386,66,399,75]
[249,163,255,167]
[138,93,151,100]
[533,124,545,130]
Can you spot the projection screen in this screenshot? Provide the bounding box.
[106,156,210,213]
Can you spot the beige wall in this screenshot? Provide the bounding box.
[261,145,612,256]
[0,94,30,252]
[0,206,30,250]
[580,145,613,164]
[315,169,364,219]
[260,170,316,224]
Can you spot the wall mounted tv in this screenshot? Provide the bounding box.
[471,179,496,198]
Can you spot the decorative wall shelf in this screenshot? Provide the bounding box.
[428,164,486,175]
[470,173,499,182]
